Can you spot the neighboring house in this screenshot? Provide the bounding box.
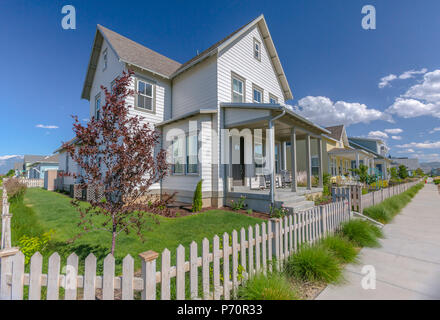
[321,125,374,178]
[348,137,392,179]
[390,157,420,176]
[22,155,47,178]
[28,154,59,179]
[54,137,81,192]
[13,161,23,177]
[67,15,331,212]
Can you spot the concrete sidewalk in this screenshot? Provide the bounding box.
[317,182,440,300]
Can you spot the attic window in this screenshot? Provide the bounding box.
[103,48,108,71]
[253,38,261,61]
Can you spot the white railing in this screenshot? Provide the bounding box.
[0,185,350,300]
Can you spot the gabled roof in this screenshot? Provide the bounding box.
[81,25,182,100]
[29,154,59,167]
[23,155,47,164]
[171,14,293,100]
[82,15,293,101]
[325,125,344,141]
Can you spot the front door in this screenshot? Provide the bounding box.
[232,137,245,186]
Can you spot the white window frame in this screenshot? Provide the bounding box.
[135,78,155,113]
[95,93,101,120]
[253,38,261,61]
[103,48,108,71]
[186,131,199,174]
[172,135,186,175]
[252,84,263,103]
[269,93,278,104]
[231,72,245,103]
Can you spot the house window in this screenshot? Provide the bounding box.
[186,132,198,174]
[95,93,101,120]
[136,79,154,111]
[103,48,108,71]
[254,137,264,175]
[253,84,263,103]
[269,94,278,104]
[173,136,185,174]
[311,156,319,176]
[231,73,245,103]
[253,38,261,61]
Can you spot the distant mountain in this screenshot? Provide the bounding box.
[420,162,440,173]
[0,155,23,175]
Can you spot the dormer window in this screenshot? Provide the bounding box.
[253,38,261,61]
[103,48,108,71]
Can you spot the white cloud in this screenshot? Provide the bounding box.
[414,153,440,162]
[379,74,397,88]
[391,135,402,140]
[384,128,403,134]
[292,96,392,127]
[386,98,440,118]
[407,148,415,153]
[386,70,440,119]
[36,124,59,129]
[0,155,23,161]
[368,130,388,139]
[429,127,440,134]
[379,68,427,88]
[396,141,440,149]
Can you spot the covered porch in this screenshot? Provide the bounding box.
[327,148,375,183]
[221,103,329,212]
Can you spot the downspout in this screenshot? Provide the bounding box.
[268,108,286,207]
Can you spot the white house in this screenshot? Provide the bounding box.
[60,15,333,213]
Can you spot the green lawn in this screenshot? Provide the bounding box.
[11,188,262,274]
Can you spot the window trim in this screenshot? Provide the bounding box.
[186,130,199,175]
[252,83,264,103]
[103,48,108,71]
[231,72,246,103]
[269,93,278,104]
[95,93,101,120]
[171,130,200,176]
[134,76,156,114]
[253,38,261,61]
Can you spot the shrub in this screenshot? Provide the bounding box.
[321,235,358,264]
[18,230,55,264]
[192,180,203,212]
[341,219,383,248]
[230,195,246,210]
[3,178,27,203]
[246,209,253,215]
[270,204,289,218]
[236,272,299,300]
[285,245,342,283]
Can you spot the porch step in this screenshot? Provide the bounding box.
[282,200,315,213]
[275,194,306,202]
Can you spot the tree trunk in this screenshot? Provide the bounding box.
[111,226,117,255]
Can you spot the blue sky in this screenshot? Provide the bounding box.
[1,0,440,162]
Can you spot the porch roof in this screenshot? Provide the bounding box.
[221,103,330,136]
[328,148,373,160]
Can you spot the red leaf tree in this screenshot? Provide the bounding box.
[63,70,173,255]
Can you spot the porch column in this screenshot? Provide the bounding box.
[317,137,323,188]
[282,141,287,171]
[268,122,276,204]
[290,128,297,192]
[355,152,360,169]
[305,134,312,190]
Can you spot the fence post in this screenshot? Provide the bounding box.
[1,188,12,250]
[321,206,327,237]
[139,250,159,300]
[0,247,20,300]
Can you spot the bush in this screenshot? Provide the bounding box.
[285,245,342,284]
[3,178,27,203]
[321,235,358,264]
[236,272,299,300]
[191,179,203,212]
[341,219,383,248]
[230,195,246,210]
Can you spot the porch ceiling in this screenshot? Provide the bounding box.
[328,148,372,160]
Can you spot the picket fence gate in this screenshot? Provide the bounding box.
[0,186,350,300]
[333,179,421,213]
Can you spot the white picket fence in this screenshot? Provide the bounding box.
[3,178,44,188]
[333,179,422,213]
[0,185,350,300]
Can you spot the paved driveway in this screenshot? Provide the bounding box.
[317,182,440,300]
